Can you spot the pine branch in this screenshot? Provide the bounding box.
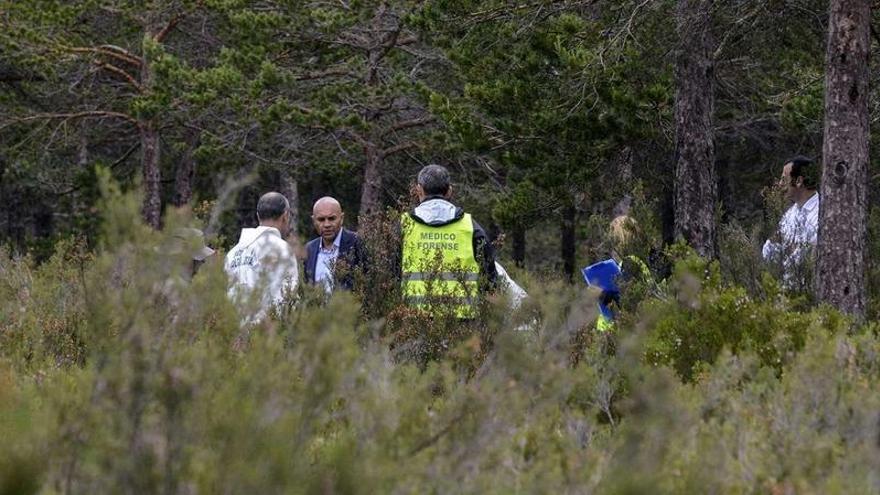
[294,68,358,81]
[382,116,435,137]
[154,13,185,43]
[381,141,417,157]
[154,0,205,43]
[1,111,140,131]
[67,45,143,67]
[93,61,144,92]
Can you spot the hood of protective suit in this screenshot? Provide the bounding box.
[410,198,464,227]
[235,226,281,248]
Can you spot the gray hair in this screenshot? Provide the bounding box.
[417,164,451,196]
[256,192,289,221]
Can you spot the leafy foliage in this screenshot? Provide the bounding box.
[641,247,849,381]
[1,188,879,493]
[2,2,880,491]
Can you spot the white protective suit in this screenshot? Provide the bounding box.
[224,226,299,322]
[495,261,527,310]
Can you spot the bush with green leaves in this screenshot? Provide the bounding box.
[1,189,879,494]
[640,248,849,382]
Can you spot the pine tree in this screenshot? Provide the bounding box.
[672,0,717,258]
[815,0,871,316]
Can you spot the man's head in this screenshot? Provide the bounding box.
[311,196,344,245]
[416,164,452,201]
[609,215,638,252]
[169,227,215,261]
[779,156,818,202]
[257,192,291,235]
[162,227,215,278]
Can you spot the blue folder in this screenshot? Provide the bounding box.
[582,259,622,321]
[582,258,621,293]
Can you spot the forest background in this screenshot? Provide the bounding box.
[3,1,880,493]
[4,0,868,275]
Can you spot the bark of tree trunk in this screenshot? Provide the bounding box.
[139,46,161,229]
[359,143,382,218]
[72,134,89,220]
[279,168,300,241]
[0,159,17,246]
[617,146,633,185]
[140,122,162,229]
[561,205,576,282]
[512,225,526,268]
[672,0,717,258]
[815,0,870,316]
[172,131,198,207]
[238,188,257,228]
[77,135,89,168]
[358,5,393,221]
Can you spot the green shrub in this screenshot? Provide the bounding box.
[642,249,849,381]
[1,188,879,493]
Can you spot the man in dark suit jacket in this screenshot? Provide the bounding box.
[304,197,365,292]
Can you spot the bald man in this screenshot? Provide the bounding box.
[304,197,365,292]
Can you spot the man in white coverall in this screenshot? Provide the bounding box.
[225,192,299,323]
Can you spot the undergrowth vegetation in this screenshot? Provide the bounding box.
[1,186,879,494]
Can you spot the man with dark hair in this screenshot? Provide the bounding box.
[400,164,497,318]
[762,156,820,284]
[787,155,820,190]
[225,192,299,322]
[304,196,365,293]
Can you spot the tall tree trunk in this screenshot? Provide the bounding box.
[672,0,717,258]
[561,205,576,282]
[73,134,89,220]
[139,44,161,228]
[617,146,633,185]
[512,225,526,268]
[140,121,162,229]
[358,4,394,221]
[279,168,300,241]
[0,159,17,246]
[172,130,198,207]
[815,0,870,316]
[238,188,258,228]
[77,134,89,168]
[359,144,382,218]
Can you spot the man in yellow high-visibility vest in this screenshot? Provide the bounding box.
[400,164,497,318]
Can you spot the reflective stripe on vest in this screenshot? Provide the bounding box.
[596,313,615,333]
[401,212,480,318]
[404,272,480,282]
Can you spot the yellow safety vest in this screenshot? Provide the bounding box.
[596,314,615,333]
[401,213,480,318]
[626,255,652,281]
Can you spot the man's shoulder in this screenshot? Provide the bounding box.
[467,214,488,236]
[305,236,321,250]
[340,229,365,256]
[781,203,800,221]
[341,228,362,242]
[225,240,247,260]
[302,237,320,265]
[257,234,294,256]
